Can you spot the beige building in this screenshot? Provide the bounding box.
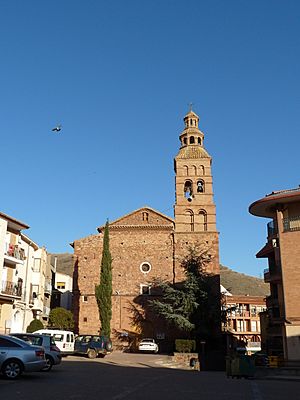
[72,110,220,344]
[0,212,54,333]
[249,187,300,362]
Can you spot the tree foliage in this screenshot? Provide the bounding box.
[95,221,112,337]
[149,245,219,338]
[26,318,44,333]
[48,307,74,330]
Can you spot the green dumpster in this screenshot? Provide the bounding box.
[227,355,255,378]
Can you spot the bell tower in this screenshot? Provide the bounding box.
[174,109,220,277]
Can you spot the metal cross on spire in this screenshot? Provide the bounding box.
[188,102,194,112]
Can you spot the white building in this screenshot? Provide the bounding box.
[0,212,54,333]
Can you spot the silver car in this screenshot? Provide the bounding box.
[0,334,46,379]
[10,333,62,371]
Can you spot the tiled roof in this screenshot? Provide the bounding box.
[176,146,210,159]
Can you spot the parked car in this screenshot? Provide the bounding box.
[138,338,159,353]
[33,329,75,356]
[10,333,62,371]
[74,335,113,359]
[0,334,46,379]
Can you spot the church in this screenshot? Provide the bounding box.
[72,109,220,344]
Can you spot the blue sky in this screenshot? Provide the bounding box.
[1,1,300,277]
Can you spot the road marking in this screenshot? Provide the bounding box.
[251,382,263,400]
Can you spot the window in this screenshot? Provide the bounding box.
[251,321,257,332]
[140,284,151,295]
[198,210,207,231]
[0,337,22,348]
[185,209,194,232]
[83,317,88,323]
[197,180,204,193]
[33,258,41,272]
[184,180,193,200]
[142,212,149,222]
[140,262,151,274]
[190,136,195,144]
[82,295,88,302]
[57,282,66,290]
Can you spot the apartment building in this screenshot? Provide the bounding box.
[222,293,266,354]
[0,212,54,333]
[249,186,300,362]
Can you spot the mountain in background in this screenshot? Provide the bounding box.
[220,265,269,296]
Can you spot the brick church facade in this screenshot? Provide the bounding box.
[72,110,220,342]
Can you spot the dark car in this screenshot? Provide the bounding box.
[10,333,62,371]
[74,335,113,359]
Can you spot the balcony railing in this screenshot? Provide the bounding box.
[5,244,26,261]
[267,220,278,237]
[283,216,300,232]
[1,280,22,297]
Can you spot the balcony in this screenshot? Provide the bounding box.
[267,220,278,237]
[264,267,281,283]
[1,280,22,297]
[266,295,279,308]
[4,244,26,266]
[283,216,300,232]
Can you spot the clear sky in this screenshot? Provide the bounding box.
[1,1,300,277]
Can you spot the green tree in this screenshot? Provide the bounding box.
[95,220,112,337]
[26,318,44,333]
[48,307,74,330]
[149,245,219,338]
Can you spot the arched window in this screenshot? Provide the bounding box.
[184,180,193,201]
[190,136,195,144]
[198,137,202,145]
[184,137,187,145]
[198,210,207,231]
[183,165,188,176]
[192,165,197,176]
[185,209,194,232]
[198,165,205,175]
[197,180,204,193]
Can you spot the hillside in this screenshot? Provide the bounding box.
[50,253,74,276]
[220,265,269,297]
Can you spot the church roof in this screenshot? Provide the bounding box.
[97,206,174,232]
[176,145,210,159]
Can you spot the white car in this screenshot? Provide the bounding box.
[138,338,159,353]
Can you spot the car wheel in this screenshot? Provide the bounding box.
[98,353,105,358]
[42,356,54,371]
[87,348,97,359]
[2,359,23,379]
[105,340,113,352]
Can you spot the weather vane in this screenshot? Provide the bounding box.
[188,102,194,111]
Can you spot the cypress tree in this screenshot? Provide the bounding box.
[95,220,112,337]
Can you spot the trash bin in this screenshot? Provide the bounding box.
[227,355,255,379]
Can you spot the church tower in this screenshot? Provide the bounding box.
[174,109,220,278]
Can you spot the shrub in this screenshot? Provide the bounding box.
[48,307,74,330]
[175,339,196,353]
[26,319,44,333]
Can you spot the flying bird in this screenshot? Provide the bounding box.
[52,124,62,132]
